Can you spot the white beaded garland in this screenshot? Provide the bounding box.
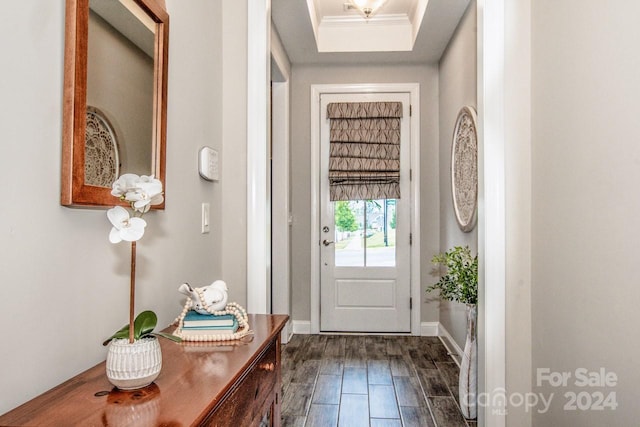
[173,295,252,342]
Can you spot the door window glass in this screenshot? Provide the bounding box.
[334,199,396,267]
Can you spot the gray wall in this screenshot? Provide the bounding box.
[0,0,232,413]
[437,1,477,350]
[531,0,640,424]
[289,63,440,324]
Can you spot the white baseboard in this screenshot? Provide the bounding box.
[438,322,463,366]
[420,322,439,336]
[280,319,294,344]
[292,320,311,335]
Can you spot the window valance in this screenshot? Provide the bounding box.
[327,102,402,201]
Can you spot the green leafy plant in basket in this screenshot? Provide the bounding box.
[427,246,477,305]
[103,310,181,346]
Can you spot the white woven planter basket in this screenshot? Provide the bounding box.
[106,337,162,390]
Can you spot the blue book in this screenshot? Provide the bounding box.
[183,311,235,328]
[181,317,239,335]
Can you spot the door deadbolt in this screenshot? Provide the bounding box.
[322,226,330,233]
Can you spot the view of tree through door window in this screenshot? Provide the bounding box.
[334,199,397,267]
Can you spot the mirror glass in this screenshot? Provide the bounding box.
[87,0,155,185]
[61,0,168,208]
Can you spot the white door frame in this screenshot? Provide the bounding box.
[271,28,292,342]
[310,83,421,335]
[247,0,270,314]
[477,0,506,425]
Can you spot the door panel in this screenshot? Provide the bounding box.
[320,92,411,333]
[335,279,396,307]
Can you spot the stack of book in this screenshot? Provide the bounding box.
[179,311,239,338]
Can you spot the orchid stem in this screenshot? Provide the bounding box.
[129,241,136,343]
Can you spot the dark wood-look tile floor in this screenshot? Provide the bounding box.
[281,335,475,427]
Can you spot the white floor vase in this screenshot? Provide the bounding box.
[459,304,477,419]
[106,337,162,390]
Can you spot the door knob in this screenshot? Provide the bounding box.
[322,239,334,246]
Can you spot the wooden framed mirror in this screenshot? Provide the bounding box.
[61,0,168,208]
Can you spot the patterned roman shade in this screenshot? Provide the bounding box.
[327,101,402,201]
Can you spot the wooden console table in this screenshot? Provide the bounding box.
[0,314,288,427]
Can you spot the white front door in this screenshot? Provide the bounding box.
[319,92,412,333]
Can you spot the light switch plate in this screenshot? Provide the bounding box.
[201,203,210,234]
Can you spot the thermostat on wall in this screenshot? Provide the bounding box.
[198,146,219,181]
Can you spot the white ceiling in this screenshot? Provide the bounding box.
[308,0,428,53]
[272,0,471,65]
[91,0,155,57]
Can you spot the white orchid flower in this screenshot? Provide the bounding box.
[124,176,164,213]
[107,206,147,243]
[111,173,141,198]
[139,175,158,184]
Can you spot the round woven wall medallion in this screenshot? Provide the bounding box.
[85,106,119,188]
[451,106,478,232]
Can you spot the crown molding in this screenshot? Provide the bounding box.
[321,13,410,27]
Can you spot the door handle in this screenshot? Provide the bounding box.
[322,239,334,246]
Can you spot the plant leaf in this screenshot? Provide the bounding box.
[102,323,131,346]
[426,246,477,305]
[152,331,182,343]
[134,310,158,339]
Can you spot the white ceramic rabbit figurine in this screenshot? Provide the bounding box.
[178,280,229,314]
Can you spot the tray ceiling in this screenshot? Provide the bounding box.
[272,0,471,65]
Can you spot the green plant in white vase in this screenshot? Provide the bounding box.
[103,174,179,390]
[102,310,179,346]
[427,245,478,420]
